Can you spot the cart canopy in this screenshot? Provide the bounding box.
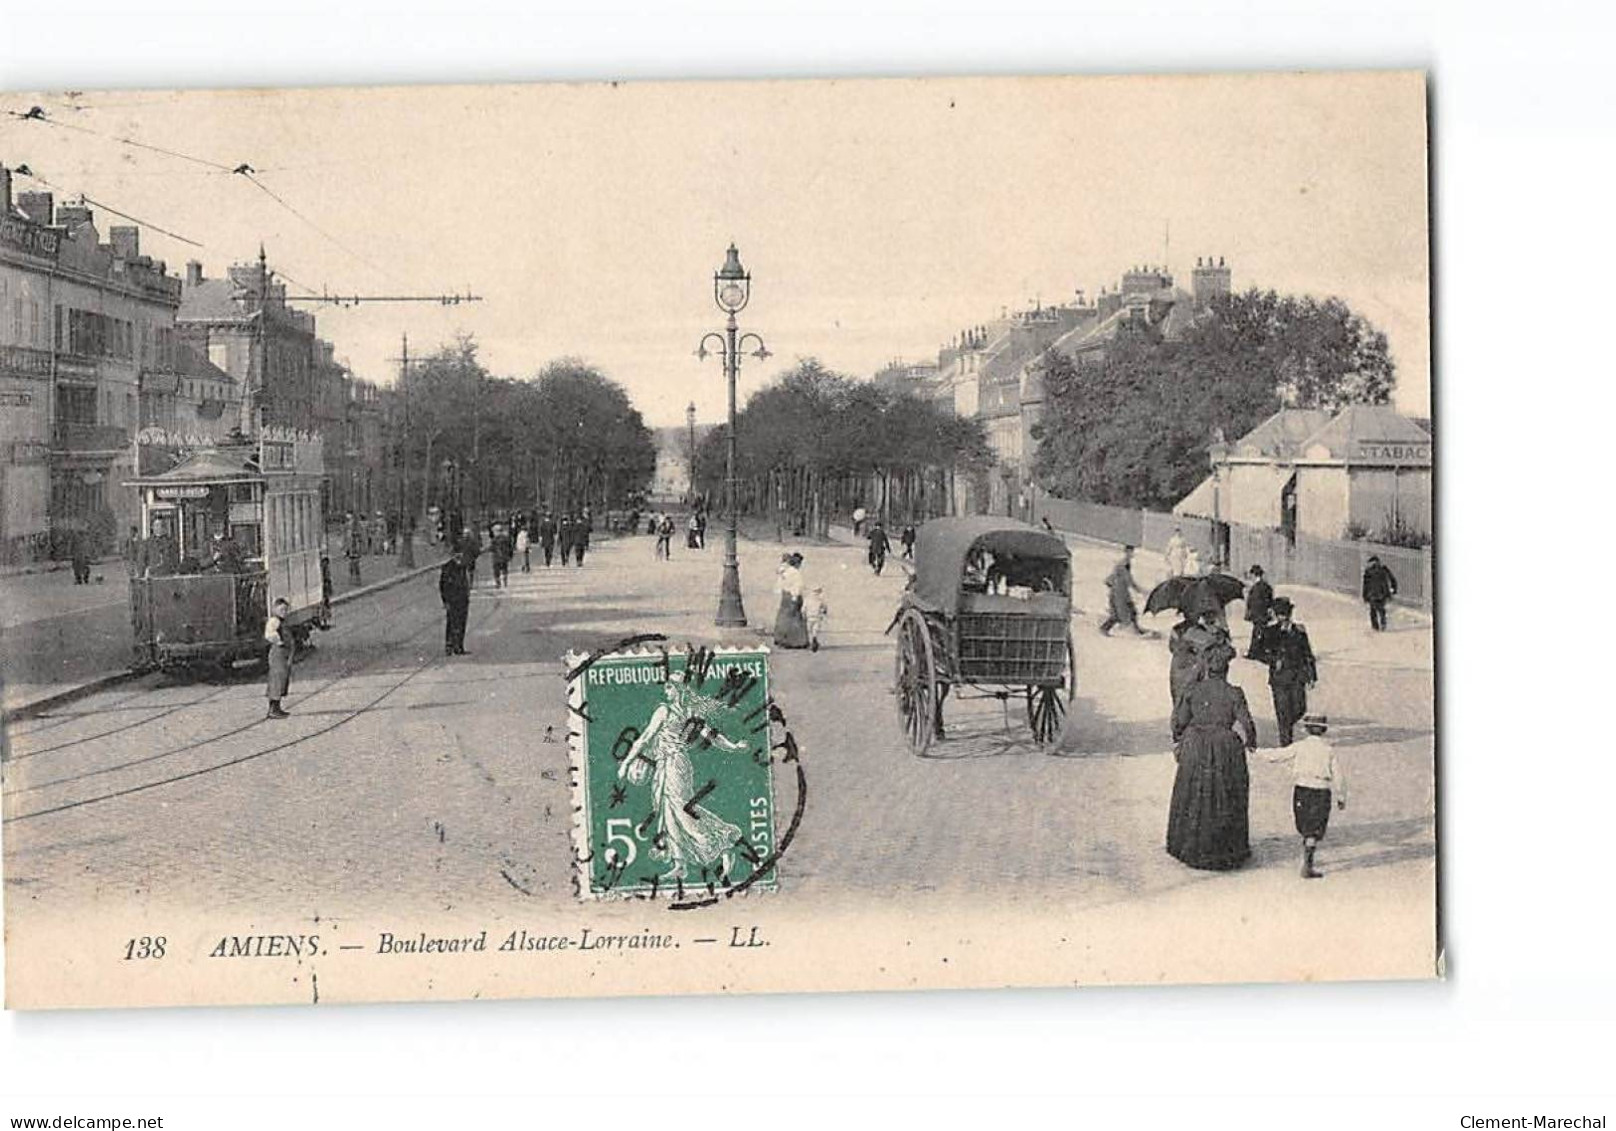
[906,516,1071,616]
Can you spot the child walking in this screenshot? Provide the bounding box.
[1264,713,1346,878]
[807,586,829,653]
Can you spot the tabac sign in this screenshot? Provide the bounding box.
[1352,439,1431,465]
[1,216,63,261]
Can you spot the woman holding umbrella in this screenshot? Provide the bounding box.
[1167,645,1257,871]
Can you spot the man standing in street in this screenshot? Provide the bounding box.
[574,511,591,567]
[490,522,513,588]
[867,520,892,576]
[343,514,363,587]
[1256,595,1317,746]
[264,597,293,718]
[1362,554,1398,631]
[440,547,471,656]
[900,523,917,561]
[538,511,557,567]
[1243,564,1274,658]
[556,513,574,566]
[852,504,867,539]
[1099,545,1148,636]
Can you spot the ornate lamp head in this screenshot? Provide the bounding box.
[714,243,750,314]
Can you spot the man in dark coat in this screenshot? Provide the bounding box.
[574,511,591,566]
[1256,596,1317,746]
[440,549,471,656]
[1243,564,1274,658]
[556,514,575,566]
[489,524,513,588]
[70,529,92,584]
[900,523,917,560]
[538,512,557,567]
[867,521,892,576]
[1098,545,1147,636]
[1362,554,1398,631]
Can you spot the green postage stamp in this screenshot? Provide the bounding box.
[566,645,778,900]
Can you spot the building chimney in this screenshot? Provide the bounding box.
[55,202,93,229]
[186,260,204,286]
[0,165,11,215]
[17,190,53,226]
[110,225,140,260]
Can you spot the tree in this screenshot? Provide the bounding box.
[1034,288,1397,510]
[695,358,991,529]
[397,340,656,519]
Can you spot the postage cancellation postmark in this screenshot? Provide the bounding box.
[566,645,778,901]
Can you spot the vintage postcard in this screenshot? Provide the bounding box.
[0,71,1435,1009]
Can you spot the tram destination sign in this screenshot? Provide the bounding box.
[155,485,211,499]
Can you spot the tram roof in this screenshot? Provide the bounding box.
[126,445,262,487]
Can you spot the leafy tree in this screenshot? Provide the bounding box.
[397,339,655,519]
[696,357,990,530]
[1034,288,1397,510]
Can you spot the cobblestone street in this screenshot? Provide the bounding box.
[3,526,1434,986]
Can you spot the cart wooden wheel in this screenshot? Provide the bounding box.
[1027,633,1076,745]
[895,609,938,754]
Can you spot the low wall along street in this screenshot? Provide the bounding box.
[1034,495,1432,611]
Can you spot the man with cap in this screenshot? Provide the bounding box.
[1361,554,1398,632]
[1243,564,1274,659]
[1255,596,1317,746]
[264,597,293,718]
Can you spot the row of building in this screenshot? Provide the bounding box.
[873,256,1432,545]
[0,164,392,564]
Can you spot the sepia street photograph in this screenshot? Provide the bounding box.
[0,72,1436,1010]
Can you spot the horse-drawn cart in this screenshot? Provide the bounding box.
[890,517,1074,754]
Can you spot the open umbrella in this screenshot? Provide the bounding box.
[1144,573,1245,617]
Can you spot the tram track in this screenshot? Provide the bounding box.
[5,576,433,759]
[3,588,507,824]
[6,582,458,795]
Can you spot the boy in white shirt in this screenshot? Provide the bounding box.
[1264,713,1346,878]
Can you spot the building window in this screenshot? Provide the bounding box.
[10,297,22,343]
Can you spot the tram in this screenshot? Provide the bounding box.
[126,427,329,672]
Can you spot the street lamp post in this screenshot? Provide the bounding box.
[696,244,770,629]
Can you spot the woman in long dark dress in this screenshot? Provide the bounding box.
[773,552,810,649]
[1167,647,1256,870]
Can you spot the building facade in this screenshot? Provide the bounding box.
[1174,405,1432,544]
[2,167,187,562]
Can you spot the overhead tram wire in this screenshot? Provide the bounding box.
[9,105,404,287]
[11,164,206,248]
[238,170,401,286]
[7,106,237,173]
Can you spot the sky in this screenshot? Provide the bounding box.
[2,72,1430,427]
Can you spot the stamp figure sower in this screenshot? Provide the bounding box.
[619,673,751,882]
